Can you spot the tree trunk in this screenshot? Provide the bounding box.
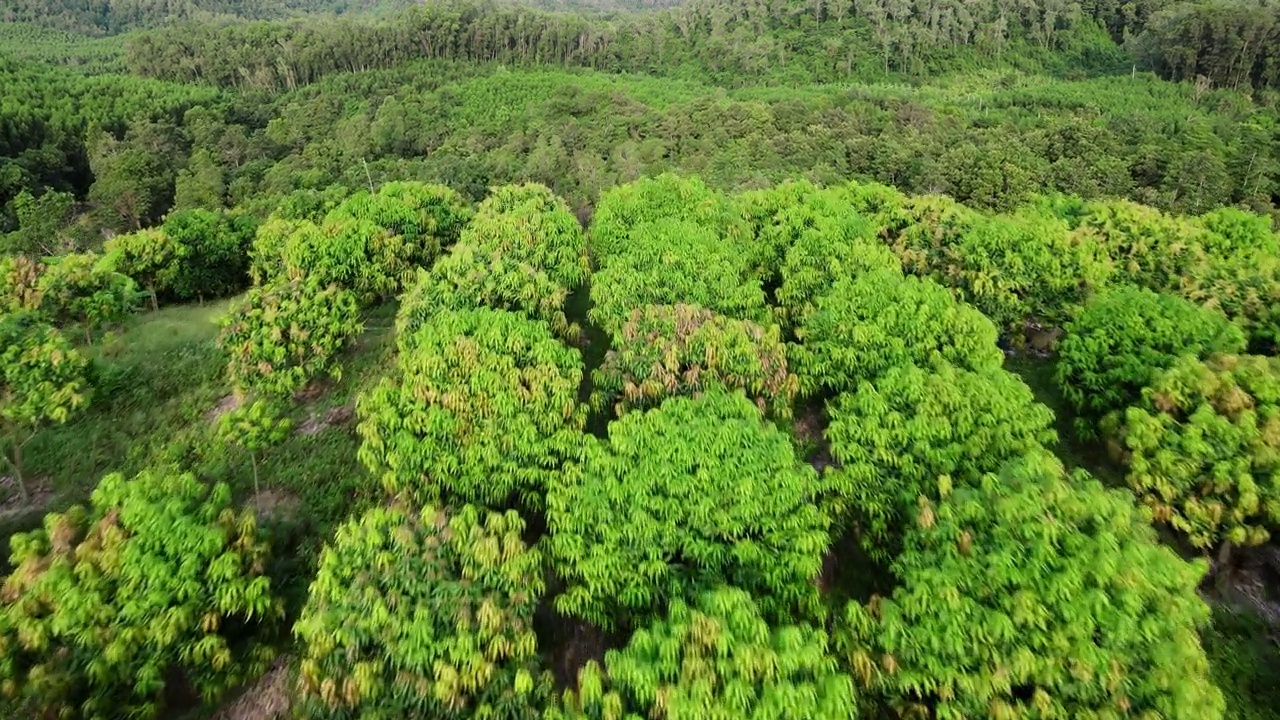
[149,284,159,312]
[4,437,28,503]
[250,451,261,509]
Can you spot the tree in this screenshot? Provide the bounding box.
[0,470,282,720]
[836,450,1224,720]
[36,252,140,342]
[1,188,75,256]
[1066,199,1209,293]
[775,220,901,333]
[591,303,797,418]
[1102,354,1280,552]
[555,587,857,720]
[163,208,258,302]
[358,308,585,510]
[467,183,590,291]
[295,503,550,719]
[172,147,226,212]
[1054,285,1246,427]
[0,254,44,313]
[825,362,1056,561]
[219,277,363,399]
[589,218,769,337]
[1179,251,1280,355]
[102,228,179,310]
[590,174,752,266]
[87,135,169,231]
[325,180,472,254]
[217,399,293,503]
[396,245,580,346]
[547,390,829,630]
[790,268,1003,399]
[247,217,320,286]
[0,312,91,502]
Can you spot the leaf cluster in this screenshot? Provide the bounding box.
[36,252,140,334]
[0,311,92,430]
[1102,353,1280,550]
[357,307,585,510]
[162,208,258,301]
[0,470,282,720]
[295,503,549,720]
[218,276,363,398]
[546,390,829,630]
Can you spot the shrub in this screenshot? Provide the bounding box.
[591,303,797,418]
[1055,285,1246,425]
[555,587,857,720]
[102,228,179,309]
[1102,354,1280,550]
[396,245,579,346]
[589,218,768,337]
[295,503,549,719]
[358,308,585,510]
[219,277,363,399]
[0,312,91,501]
[825,363,1056,561]
[0,254,43,312]
[837,450,1223,720]
[0,470,282,720]
[790,269,1003,398]
[547,390,829,630]
[217,399,293,500]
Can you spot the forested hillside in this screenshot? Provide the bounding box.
[3,0,1280,718]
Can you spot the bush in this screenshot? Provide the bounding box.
[0,254,43,312]
[589,218,768,337]
[163,208,258,301]
[591,303,797,419]
[396,245,579,346]
[825,363,1056,561]
[837,450,1223,720]
[790,269,1003,398]
[1055,285,1246,424]
[219,276,363,398]
[547,390,829,630]
[555,587,857,719]
[0,470,282,720]
[1102,353,1280,550]
[295,503,549,719]
[358,308,585,510]
[101,228,179,308]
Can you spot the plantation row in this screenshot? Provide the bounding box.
[2,173,1279,718]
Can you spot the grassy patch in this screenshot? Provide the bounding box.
[1204,607,1280,720]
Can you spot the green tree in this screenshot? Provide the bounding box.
[102,228,179,310]
[36,252,140,342]
[172,147,226,212]
[295,503,550,719]
[163,208,257,302]
[87,135,169,231]
[1,188,75,256]
[0,254,44,313]
[1055,285,1246,427]
[217,399,293,502]
[1067,199,1209,292]
[358,308,585,510]
[0,312,91,502]
[790,269,1003,398]
[591,303,797,419]
[775,219,901,333]
[555,587,857,720]
[219,276,363,399]
[1102,354,1280,552]
[467,183,590,291]
[0,470,282,720]
[247,217,319,286]
[547,390,829,630]
[837,450,1224,720]
[825,362,1057,561]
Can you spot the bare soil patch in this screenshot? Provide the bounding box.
[212,656,292,720]
[206,394,243,425]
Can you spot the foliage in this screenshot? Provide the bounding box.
[837,450,1224,720]
[546,390,829,630]
[555,587,857,720]
[395,246,579,346]
[589,217,768,337]
[590,174,751,267]
[162,208,257,302]
[790,268,1003,398]
[0,254,45,313]
[825,362,1057,560]
[1102,353,1280,550]
[0,469,282,720]
[1,189,75,256]
[295,502,550,720]
[1197,207,1279,258]
[36,252,140,337]
[1065,199,1211,293]
[358,307,585,510]
[591,303,797,419]
[219,276,362,399]
[1180,251,1280,354]
[246,217,318,286]
[1054,284,1246,424]
[467,182,589,291]
[0,312,91,500]
[325,180,472,254]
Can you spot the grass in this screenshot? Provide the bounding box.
[1205,608,1280,720]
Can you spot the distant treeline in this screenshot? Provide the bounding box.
[0,0,414,36]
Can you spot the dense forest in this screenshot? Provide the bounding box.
[3,0,1280,719]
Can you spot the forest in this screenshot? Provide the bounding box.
[2,0,1280,719]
